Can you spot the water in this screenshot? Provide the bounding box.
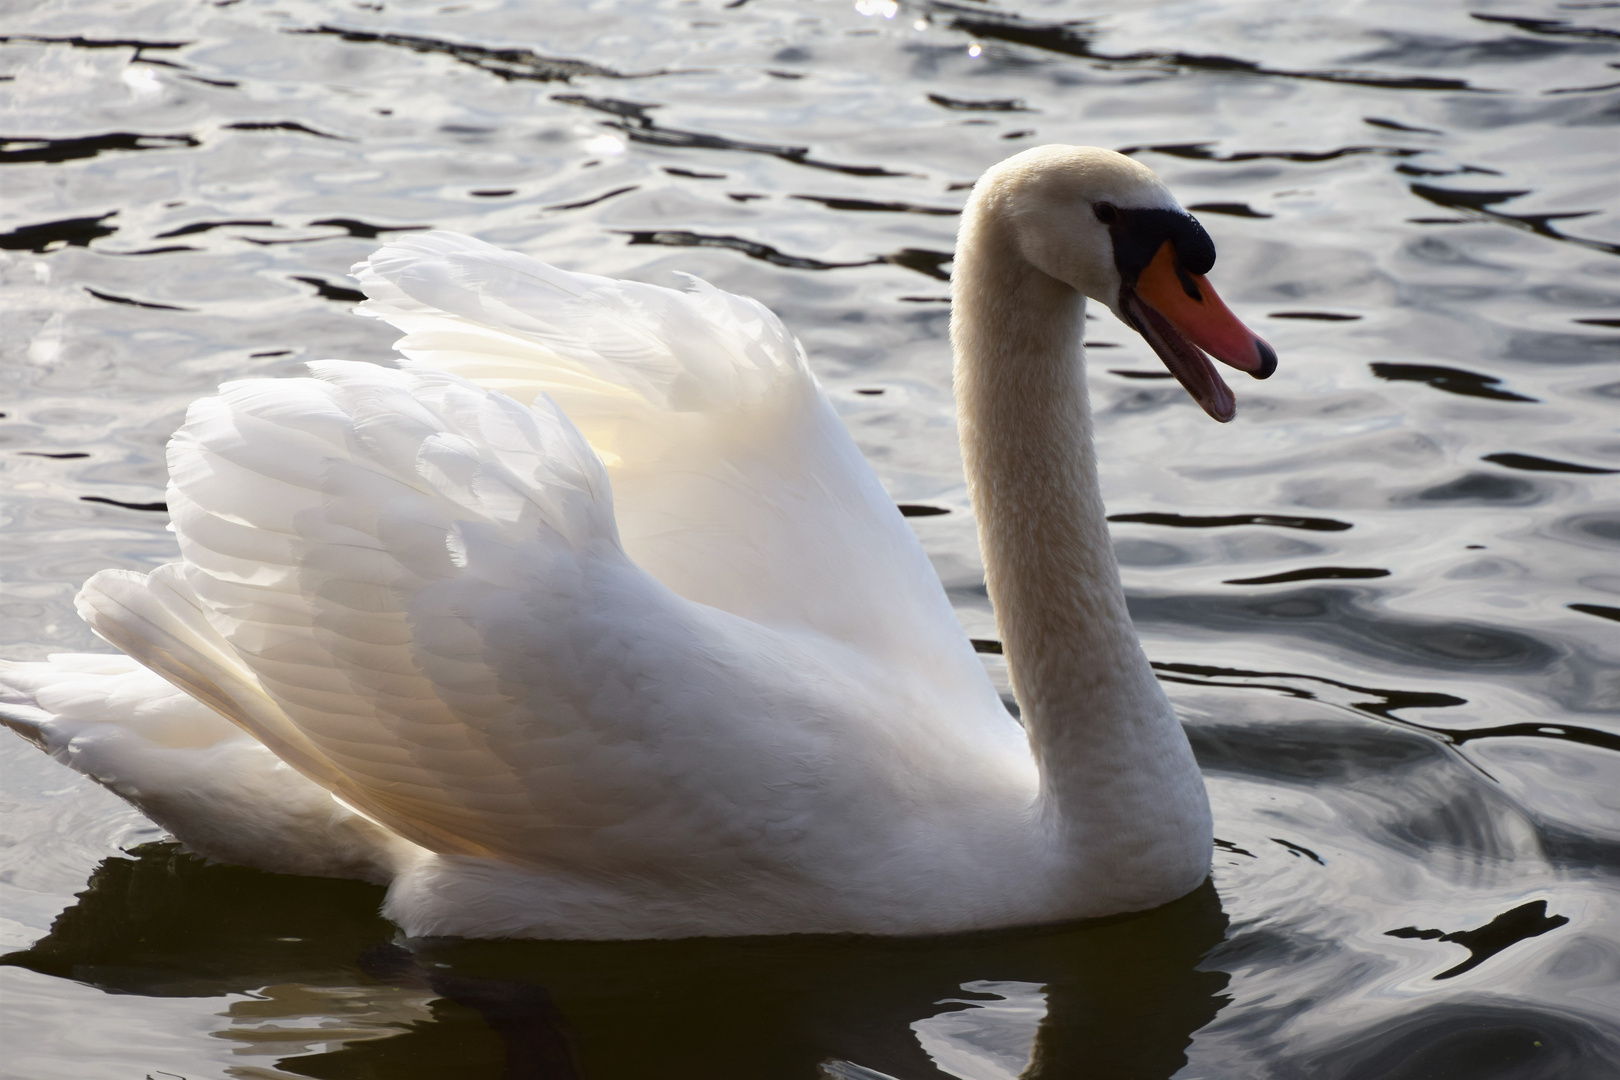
[1,0,1617,1076]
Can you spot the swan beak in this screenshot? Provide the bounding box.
[1120,241,1277,423]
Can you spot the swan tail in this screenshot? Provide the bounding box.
[0,654,138,747]
[0,651,413,883]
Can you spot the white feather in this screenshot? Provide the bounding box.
[1,148,1223,939]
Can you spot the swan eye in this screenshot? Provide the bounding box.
[1094,202,1118,224]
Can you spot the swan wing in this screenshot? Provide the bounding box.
[90,361,998,873]
[352,233,991,689]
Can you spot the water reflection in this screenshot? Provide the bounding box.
[1369,362,1538,403]
[4,844,1228,1079]
[1387,900,1570,981]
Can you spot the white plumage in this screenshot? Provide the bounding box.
[2,147,1265,939]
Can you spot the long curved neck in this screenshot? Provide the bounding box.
[950,197,1190,843]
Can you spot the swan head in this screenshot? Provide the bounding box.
[976,144,1276,422]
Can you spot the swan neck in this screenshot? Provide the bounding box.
[950,202,1178,822]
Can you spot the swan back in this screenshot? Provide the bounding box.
[56,352,1039,935]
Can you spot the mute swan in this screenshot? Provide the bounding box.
[1,146,1275,940]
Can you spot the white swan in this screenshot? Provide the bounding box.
[0,146,1275,940]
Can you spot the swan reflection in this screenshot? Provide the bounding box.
[2,843,1228,1079]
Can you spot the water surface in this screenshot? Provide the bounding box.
[1,0,1617,1077]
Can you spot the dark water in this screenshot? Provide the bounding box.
[2,1,1618,1077]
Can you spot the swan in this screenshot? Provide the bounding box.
[0,145,1275,940]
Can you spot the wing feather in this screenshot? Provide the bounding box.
[44,240,1028,879]
[352,232,999,703]
[135,362,901,870]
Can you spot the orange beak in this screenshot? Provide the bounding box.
[1120,241,1276,422]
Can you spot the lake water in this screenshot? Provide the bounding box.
[1,0,1618,1077]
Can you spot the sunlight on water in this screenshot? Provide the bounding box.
[908,981,1047,1080]
[1,0,1617,1076]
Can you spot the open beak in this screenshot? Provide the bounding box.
[1118,241,1276,423]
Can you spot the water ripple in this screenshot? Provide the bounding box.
[3,0,1617,1074]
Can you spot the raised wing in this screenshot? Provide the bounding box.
[78,362,1011,875]
[352,232,985,681]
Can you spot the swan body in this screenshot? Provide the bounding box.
[1,146,1274,939]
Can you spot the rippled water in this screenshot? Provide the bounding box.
[2,0,1618,1077]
